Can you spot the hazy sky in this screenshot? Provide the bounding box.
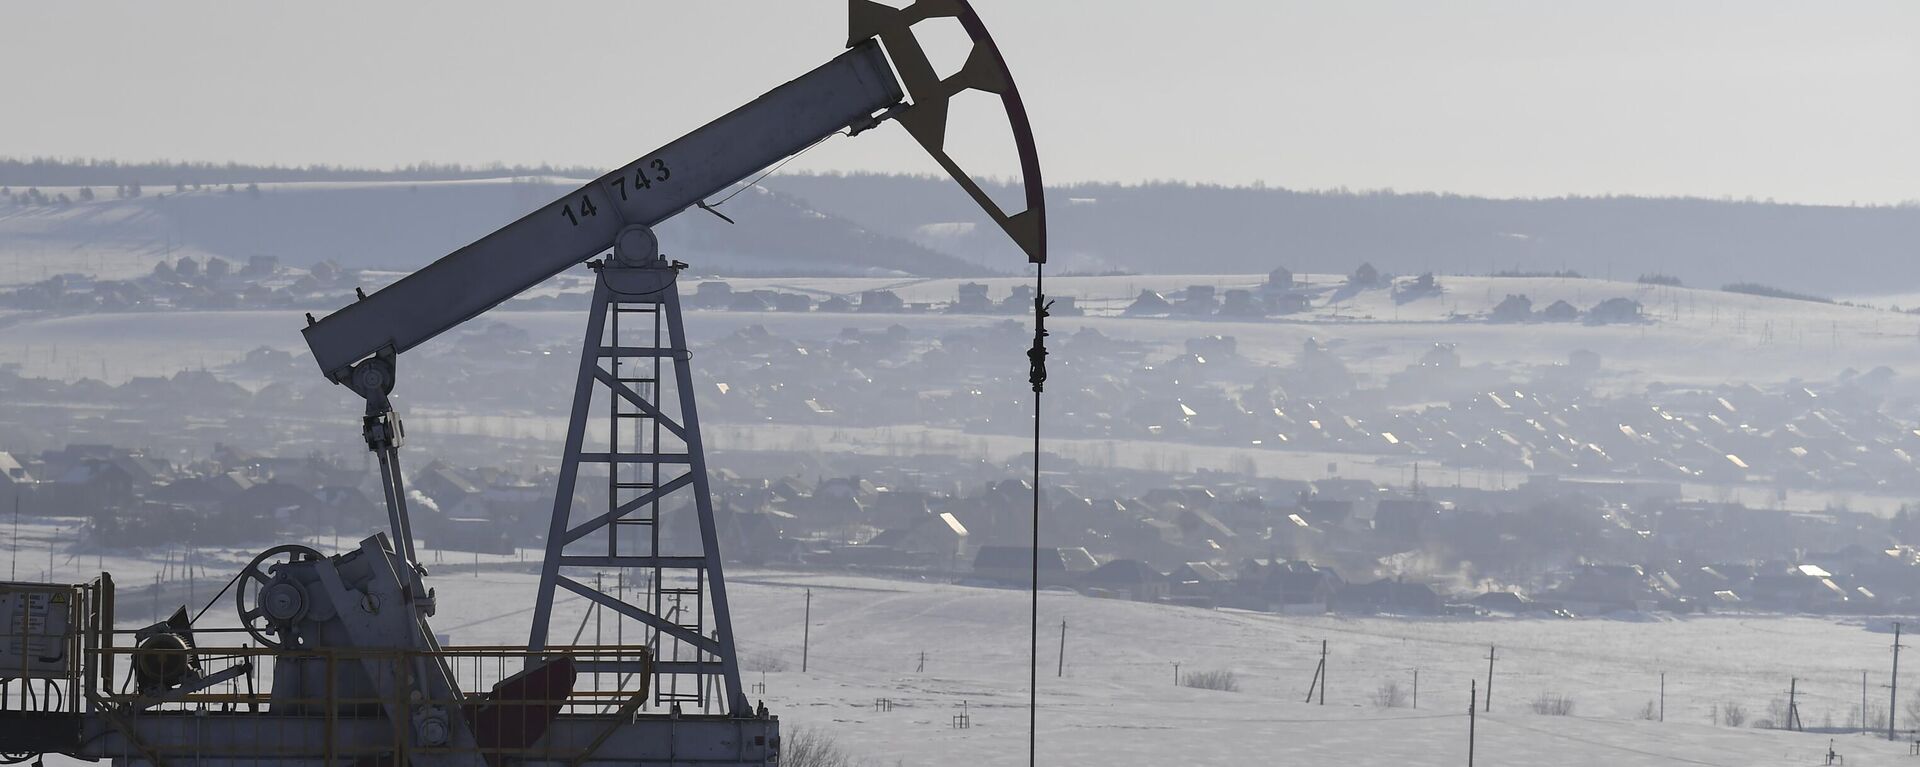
[5,1,1916,204]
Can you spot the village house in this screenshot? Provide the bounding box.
[1331,578,1443,614]
[1236,558,1343,614]
[1167,561,1233,604]
[971,546,1097,588]
[1080,559,1170,602]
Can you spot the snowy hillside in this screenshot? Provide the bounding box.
[0,179,982,286]
[762,174,1920,296]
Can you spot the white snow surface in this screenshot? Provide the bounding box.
[16,521,1919,767]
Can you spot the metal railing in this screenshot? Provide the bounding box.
[82,642,657,764]
[0,575,102,716]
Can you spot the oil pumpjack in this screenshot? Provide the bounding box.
[0,2,1046,764]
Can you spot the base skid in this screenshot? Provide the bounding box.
[0,573,779,767]
[61,711,780,766]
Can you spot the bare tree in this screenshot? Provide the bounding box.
[783,726,858,767]
[1373,681,1409,708]
[1182,670,1240,692]
[742,651,789,673]
[1720,701,1747,728]
[1531,693,1575,716]
[1758,697,1788,730]
[1851,702,1886,732]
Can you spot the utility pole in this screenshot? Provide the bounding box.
[917,651,925,673]
[801,588,811,673]
[1057,619,1066,678]
[1892,622,1904,741]
[10,494,18,581]
[1787,677,1802,732]
[1469,680,1478,767]
[1485,645,1496,712]
[1412,668,1419,709]
[1319,640,1328,705]
[1173,662,1180,687]
[1303,640,1329,704]
[1862,670,1869,732]
[1659,671,1665,723]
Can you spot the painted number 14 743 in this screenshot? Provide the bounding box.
[561,158,672,226]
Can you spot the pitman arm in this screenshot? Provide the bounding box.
[301,41,904,383]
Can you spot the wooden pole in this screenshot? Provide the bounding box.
[801,588,811,673]
[1891,622,1903,741]
[1057,619,1066,678]
[1788,677,1800,731]
[1485,645,1496,712]
[1469,679,1478,767]
[1319,640,1327,705]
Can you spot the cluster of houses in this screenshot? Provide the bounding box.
[1490,293,1645,324]
[682,280,1085,317]
[0,443,545,552]
[683,456,1920,617]
[0,255,357,312]
[674,314,1920,499]
[1121,268,1317,317]
[960,549,1920,617]
[4,254,1659,333]
[1107,266,1644,326]
[967,546,1444,615]
[4,433,1919,618]
[710,466,1920,616]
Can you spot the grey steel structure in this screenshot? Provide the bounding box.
[0,2,1047,764]
[298,41,905,381]
[528,246,747,716]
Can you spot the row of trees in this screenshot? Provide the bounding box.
[2,183,262,206]
[0,156,595,185]
[4,186,77,206]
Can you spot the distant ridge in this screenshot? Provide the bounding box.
[0,157,605,186]
[0,168,986,279]
[764,174,1920,295]
[10,159,1920,292]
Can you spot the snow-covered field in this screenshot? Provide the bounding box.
[11,520,1917,766]
[0,202,212,287]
